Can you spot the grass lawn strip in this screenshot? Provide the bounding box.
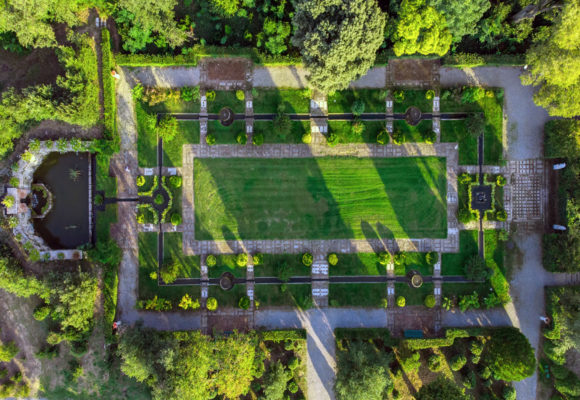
[163,233,200,278]
[255,254,310,277]
[136,100,157,167]
[208,90,245,114]
[253,120,309,144]
[328,120,385,144]
[162,121,200,167]
[255,284,312,308]
[484,230,510,303]
[395,282,434,305]
[394,253,432,276]
[443,282,492,298]
[328,89,386,113]
[252,89,310,114]
[329,283,386,307]
[394,120,432,143]
[208,284,246,308]
[440,120,478,165]
[195,157,447,240]
[210,120,245,144]
[442,230,478,275]
[393,90,431,113]
[96,204,117,242]
[142,98,200,114]
[208,254,246,278]
[329,253,386,276]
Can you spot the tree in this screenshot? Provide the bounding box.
[209,0,240,17]
[0,341,19,362]
[465,112,485,138]
[335,341,392,400]
[263,361,290,400]
[212,334,256,399]
[464,255,491,281]
[0,256,49,299]
[263,18,292,55]
[292,0,385,93]
[157,115,179,142]
[392,0,452,56]
[429,0,490,41]
[161,261,179,284]
[415,377,471,400]
[483,327,536,381]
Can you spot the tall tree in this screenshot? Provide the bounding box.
[292,0,385,93]
[483,327,536,381]
[392,0,452,56]
[429,0,490,41]
[415,377,471,400]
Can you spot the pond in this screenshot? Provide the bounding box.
[32,152,90,249]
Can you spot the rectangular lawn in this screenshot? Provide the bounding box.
[328,89,386,113]
[329,283,386,307]
[253,89,310,114]
[328,120,385,144]
[194,157,447,240]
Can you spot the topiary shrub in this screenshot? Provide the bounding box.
[378,251,391,265]
[392,130,405,145]
[136,176,146,186]
[496,210,507,221]
[351,99,365,116]
[169,175,182,188]
[238,295,251,310]
[351,120,365,135]
[381,298,388,308]
[206,90,216,102]
[483,327,536,381]
[424,294,436,308]
[252,253,263,265]
[287,380,299,394]
[393,90,405,102]
[206,133,216,145]
[377,130,389,144]
[288,356,299,370]
[154,194,164,205]
[400,351,421,372]
[253,133,264,146]
[426,89,435,100]
[206,254,217,267]
[327,253,338,266]
[302,133,312,144]
[497,175,507,186]
[161,261,179,284]
[149,271,157,280]
[2,195,14,208]
[425,251,438,265]
[236,90,245,101]
[171,213,182,226]
[326,133,339,147]
[180,86,200,102]
[450,354,467,371]
[33,305,51,321]
[503,386,516,400]
[427,354,442,371]
[236,253,248,267]
[206,297,218,311]
[396,296,406,307]
[236,132,247,145]
[302,252,313,267]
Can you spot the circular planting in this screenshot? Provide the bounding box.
[219,272,235,291]
[408,270,424,288]
[151,188,169,212]
[219,107,235,127]
[404,106,422,126]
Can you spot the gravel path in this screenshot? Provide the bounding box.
[253,66,386,88]
[130,66,200,88]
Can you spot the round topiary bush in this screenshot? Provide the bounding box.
[378,251,391,265]
[252,133,264,146]
[426,89,435,100]
[396,296,406,307]
[326,133,339,147]
[302,133,312,144]
[287,380,299,394]
[450,354,467,371]
[206,254,217,267]
[33,305,51,321]
[503,386,516,400]
[236,90,245,101]
[351,99,365,116]
[427,354,442,372]
[393,90,405,102]
[392,130,405,145]
[169,175,182,188]
[94,194,103,206]
[171,213,182,226]
[288,356,299,370]
[424,294,436,308]
[351,120,365,135]
[238,295,250,310]
[381,298,388,308]
[206,90,216,102]
[377,130,389,145]
[236,253,248,267]
[154,194,164,205]
[252,253,263,265]
[425,251,438,265]
[327,253,338,266]
[424,130,436,144]
[497,175,507,186]
[206,297,218,311]
[302,252,313,267]
[236,132,247,145]
[496,210,507,221]
[206,133,216,145]
[136,176,146,187]
[161,261,179,284]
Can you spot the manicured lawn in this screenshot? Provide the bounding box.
[96,204,117,242]
[209,120,245,144]
[328,120,385,143]
[484,229,510,303]
[328,89,386,113]
[328,283,386,307]
[394,253,432,276]
[330,253,386,276]
[394,120,432,143]
[255,254,310,277]
[136,101,158,167]
[442,230,478,276]
[253,89,310,114]
[208,254,246,278]
[207,91,245,114]
[253,120,309,144]
[395,283,434,306]
[163,233,200,278]
[195,157,447,240]
[393,90,432,113]
[143,97,200,114]
[138,232,200,302]
[440,120,478,165]
[162,121,200,167]
[164,177,182,223]
[96,153,116,198]
[255,284,312,308]
[443,282,492,298]
[208,284,246,308]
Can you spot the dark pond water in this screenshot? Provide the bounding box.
[32,152,90,249]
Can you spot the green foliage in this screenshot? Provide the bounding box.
[161,261,179,284]
[351,99,365,116]
[235,90,245,101]
[470,339,484,356]
[424,294,436,308]
[464,255,491,281]
[209,0,240,17]
[483,327,535,381]
[206,254,217,267]
[450,354,467,371]
[400,350,421,372]
[302,133,312,144]
[292,0,385,92]
[238,295,251,310]
[101,29,116,140]
[207,296,218,311]
[0,255,49,300]
[503,386,516,400]
[178,294,200,310]
[169,175,182,188]
[206,133,217,145]
[428,354,442,371]
[262,18,292,56]
[393,0,452,56]
[0,341,18,362]
[236,131,248,145]
[252,133,264,146]
[465,112,486,138]
[157,115,179,142]
[302,252,313,267]
[426,251,438,265]
[496,175,506,186]
[253,253,264,265]
[180,86,200,102]
[430,0,490,41]
[154,194,164,205]
[458,173,472,184]
[377,130,389,145]
[263,361,289,400]
[136,176,146,187]
[396,296,406,307]
[2,196,14,208]
[236,253,248,267]
[138,296,172,311]
[351,119,365,136]
[33,305,51,321]
[459,291,480,312]
[170,213,182,226]
[326,133,339,146]
[328,253,338,266]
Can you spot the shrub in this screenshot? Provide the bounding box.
[483,327,536,381]
[0,342,18,362]
[393,90,405,102]
[497,175,506,186]
[236,90,245,101]
[206,90,216,102]
[450,354,467,371]
[463,370,476,389]
[206,297,218,311]
[288,357,300,370]
[392,130,405,145]
[464,255,490,281]
[302,133,312,144]
[503,386,516,400]
[423,130,436,144]
[149,271,157,280]
[327,253,338,266]
[351,99,365,116]
[94,194,103,206]
[9,177,19,187]
[426,90,435,100]
[351,120,365,135]
[378,251,391,265]
[252,253,263,265]
[236,253,248,267]
[377,130,389,144]
[381,298,388,308]
[427,354,442,371]
[424,295,436,308]
[326,133,339,147]
[252,133,264,146]
[157,115,179,142]
[400,351,421,372]
[396,296,406,307]
[461,87,486,103]
[178,294,200,310]
[2,196,14,208]
[136,176,146,187]
[458,173,472,184]
[288,380,299,394]
[470,339,484,356]
[496,210,507,221]
[170,213,182,226]
[466,113,486,138]
[479,365,492,379]
[206,254,216,267]
[154,194,164,205]
[236,132,247,145]
[425,251,438,265]
[161,261,179,284]
[393,252,406,265]
[238,295,250,310]
[302,252,313,267]
[33,305,51,321]
[169,175,182,188]
[180,86,200,102]
[206,133,216,145]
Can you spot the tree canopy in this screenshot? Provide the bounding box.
[415,377,471,400]
[482,327,536,381]
[430,0,490,41]
[292,0,385,93]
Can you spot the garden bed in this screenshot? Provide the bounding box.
[442,230,478,276]
[254,254,311,277]
[395,282,434,306]
[329,253,386,276]
[393,120,432,143]
[393,252,432,276]
[207,90,245,114]
[208,284,247,308]
[441,120,478,165]
[252,89,310,114]
[209,120,245,144]
[253,120,309,144]
[255,284,312,308]
[208,254,247,278]
[393,90,432,113]
[328,283,386,307]
[328,120,385,144]
[328,89,386,113]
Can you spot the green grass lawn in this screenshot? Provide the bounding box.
[395,283,434,306]
[208,284,246,308]
[208,91,245,114]
[484,229,510,303]
[394,253,432,276]
[208,255,246,278]
[253,89,310,114]
[328,120,385,144]
[96,204,117,242]
[163,233,200,278]
[209,120,245,144]
[142,97,200,114]
[441,120,478,165]
[96,153,116,198]
[165,177,182,223]
[394,120,432,143]
[393,90,432,113]
[255,254,311,277]
[443,282,492,298]
[442,230,478,275]
[138,232,200,302]
[330,253,386,276]
[194,157,447,240]
[328,89,386,113]
[253,121,309,144]
[136,101,158,167]
[162,121,200,167]
[255,284,312,308]
[328,283,386,307]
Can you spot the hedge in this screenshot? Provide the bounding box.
[335,328,398,347]
[260,330,307,342]
[402,328,482,350]
[442,53,525,68]
[101,29,117,140]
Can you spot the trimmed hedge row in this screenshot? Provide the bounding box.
[260,330,307,342]
[335,328,397,346]
[402,328,480,350]
[101,29,116,139]
[442,53,525,68]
